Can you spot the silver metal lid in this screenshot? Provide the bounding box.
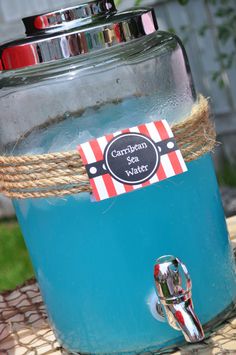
[22,0,117,35]
[0,2,158,71]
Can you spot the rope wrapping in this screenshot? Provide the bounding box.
[0,95,216,199]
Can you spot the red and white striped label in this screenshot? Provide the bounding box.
[78,120,187,201]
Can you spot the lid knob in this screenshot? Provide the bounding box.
[22,0,117,35]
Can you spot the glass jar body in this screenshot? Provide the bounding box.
[0,32,235,354]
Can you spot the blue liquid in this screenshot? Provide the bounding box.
[13,154,236,354]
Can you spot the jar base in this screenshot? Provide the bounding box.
[62,300,236,355]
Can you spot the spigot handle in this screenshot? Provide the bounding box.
[154,255,192,303]
[154,255,205,343]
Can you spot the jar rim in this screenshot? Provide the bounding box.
[0,7,158,71]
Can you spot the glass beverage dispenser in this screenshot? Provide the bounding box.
[0,1,235,354]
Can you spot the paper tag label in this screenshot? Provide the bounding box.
[104,133,160,185]
[78,120,187,201]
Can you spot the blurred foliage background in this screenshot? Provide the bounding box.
[116,0,236,88]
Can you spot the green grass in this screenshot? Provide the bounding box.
[218,161,236,187]
[0,220,34,292]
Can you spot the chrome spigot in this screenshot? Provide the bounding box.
[154,255,205,343]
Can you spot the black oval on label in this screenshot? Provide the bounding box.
[104,133,160,185]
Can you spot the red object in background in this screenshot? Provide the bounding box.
[34,15,50,30]
[114,24,122,43]
[175,310,185,327]
[1,44,39,70]
[154,264,160,278]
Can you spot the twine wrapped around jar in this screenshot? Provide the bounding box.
[0,95,216,200]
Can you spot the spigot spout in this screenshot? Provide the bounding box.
[154,255,205,343]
